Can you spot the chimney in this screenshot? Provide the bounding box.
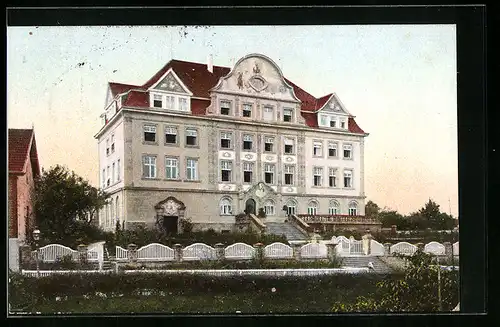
[207,54,213,73]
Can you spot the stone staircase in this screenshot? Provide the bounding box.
[340,256,393,274]
[102,247,114,271]
[265,222,309,241]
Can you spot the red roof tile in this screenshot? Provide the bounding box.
[108,59,366,134]
[8,129,40,176]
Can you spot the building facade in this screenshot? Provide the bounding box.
[95,54,368,232]
[8,128,41,242]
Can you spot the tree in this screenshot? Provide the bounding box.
[365,200,381,219]
[331,250,459,312]
[32,165,109,245]
[378,210,405,228]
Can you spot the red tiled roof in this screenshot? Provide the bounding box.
[108,59,366,134]
[8,129,40,176]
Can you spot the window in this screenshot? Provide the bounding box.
[313,141,323,157]
[112,163,115,184]
[117,159,121,181]
[307,201,318,215]
[329,168,337,187]
[330,119,336,128]
[348,201,358,216]
[144,125,156,142]
[264,163,275,184]
[284,138,294,154]
[242,103,252,117]
[263,106,274,121]
[243,134,253,151]
[344,170,352,188]
[328,142,338,157]
[178,98,188,111]
[111,134,115,153]
[220,197,233,215]
[286,200,297,216]
[221,160,232,182]
[165,126,177,144]
[165,96,175,109]
[110,198,114,222]
[340,119,346,129]
[142,155,157,179]
[186,158,198,181]
[264,136,274,152]
[153,94,163,108]
[106,139,110,156]
[320,115,327,126]
[264,200,275,216]
[243,162,253,183]
[283,108,293,122]
[165,157,178,180]
[102,169,106,188]
[329,200,340,215]
[343,144,352,159]
[220,101,231,115]
[106,166,110,186]
[185,128,198,146]
[284,165,294,185]
[220,132,232,149]
[313,167,323,186]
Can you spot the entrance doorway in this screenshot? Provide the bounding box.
[163,216,178,235]
[245,198,256,215]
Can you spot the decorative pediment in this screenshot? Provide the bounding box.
[318,93,351,116]
[149,69,192,95]
[155,196,186,216]
[212,54,301,103]
[245,182,277,199]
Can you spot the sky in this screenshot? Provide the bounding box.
[7,25,458,217]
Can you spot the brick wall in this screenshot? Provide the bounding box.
[8,175,18,238]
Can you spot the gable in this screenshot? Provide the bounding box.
[8,129,34,174]
[211,54,300,103]
[149,69,192,95]
[317,94,351,116]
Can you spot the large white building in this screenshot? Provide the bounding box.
[95,53,369,233]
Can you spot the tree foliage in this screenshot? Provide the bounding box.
[365,200,381,219]
[331,250,459,312]
[32,165,109,245]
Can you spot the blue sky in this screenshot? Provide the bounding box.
[7,25,458,216]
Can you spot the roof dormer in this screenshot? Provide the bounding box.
[148,68,193,113]
[316,93,351,130]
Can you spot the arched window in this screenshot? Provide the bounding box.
[264,199,275,216]
[348,201,358,216]
[115,196,120,222]
[220,197,233,215]
[329,200,340,215]
[285,199,297,216]
[307,200,318,215]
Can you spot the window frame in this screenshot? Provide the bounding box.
[313,140,323,157]
[185,127,199,147]
[220,131,233,150]
[307,201,319,215]
[242,134,254,151]
[329,167,337,187]
[284,164,295,186]
[343,143,353,160]
[328,141,338,158]
[329,200,340,215]
[264,163,276,185]
[220,197,233,216]
[284,137,295,155]
[343,169,353,188]
[185,157,199,181]
[220,160,233,183]
[348,201,358,216]
[283,108,294,123]
[264,199,276,216]
[142,154,157,179]
[242,161,254,184]
[313,166,323,187]
[164,125,178,146]
[143,124,158,144]
[263,135,275,153]
[262,105,274,121]
[153,94,163,108]
[165,156,179,180]
[220,100,232,116]
[242,103,253,118]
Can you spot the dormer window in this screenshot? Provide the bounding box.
[263,106,274,121]
[340,119,346,129]
[283,108,293,122]
[320,115,327,126]
[153,94,163,108]
[179,98,188,111]
[330,119,336,128]
[220,101,231,115]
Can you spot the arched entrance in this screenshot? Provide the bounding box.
[245,198,256,215]
[154,196,186,234]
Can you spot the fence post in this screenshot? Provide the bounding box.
[214,243,225,261]
[291,243,302,261]
[416,243,425,251]
[443,242,452,261]
[362,232,372,255]
[253,243,264,262]
[127,243,137,264]
[383,243,392,256]
[326,242,338,263]
[173,244,183,262]
[78,244,88,265]
[19,245,32,269]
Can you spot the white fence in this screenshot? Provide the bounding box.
[453,241,459,255]
[31,244,79,262]
[224,243,256,260]
[263,242,293,259]
[300,243,327,259]
[21,270,109,277]
[182,243,217,261]
[370,240,385,256]
[424,241,446,256]
[390,242,418,256]
[123,268,369,276]
[137,243,175,261]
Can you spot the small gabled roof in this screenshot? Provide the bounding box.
[8,128,41,176]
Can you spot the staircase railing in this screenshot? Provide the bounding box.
[249,214,266,234]
[289,214,313,237]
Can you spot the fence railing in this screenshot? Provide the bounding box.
[296,214,381,225]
